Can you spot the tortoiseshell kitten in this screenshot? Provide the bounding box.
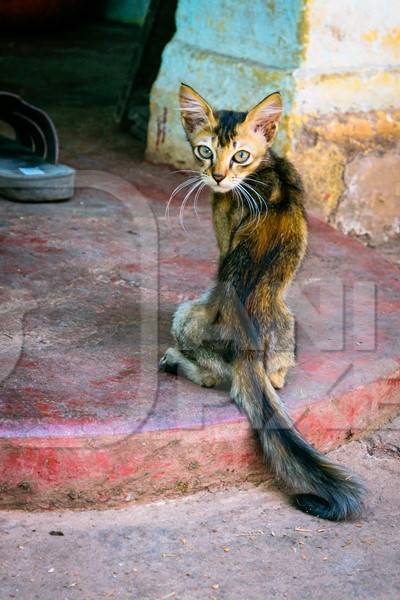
[160,84,364,521]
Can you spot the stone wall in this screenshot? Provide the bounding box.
[288,0,400,243]
[146,0,400,245]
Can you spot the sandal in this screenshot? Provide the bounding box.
[0,92,75,201]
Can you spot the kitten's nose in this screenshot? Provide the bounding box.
[212,173,225,184]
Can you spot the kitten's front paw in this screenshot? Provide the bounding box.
[200,372,218,388]
[159,352,167,370]
[159,348,178,375]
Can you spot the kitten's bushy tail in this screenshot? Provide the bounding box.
[231,358,365,521]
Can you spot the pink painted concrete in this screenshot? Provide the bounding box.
[0,174,399,508]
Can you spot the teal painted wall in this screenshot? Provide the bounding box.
[104,0,150,25]
[175,0,304,69]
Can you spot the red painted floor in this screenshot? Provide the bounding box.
[0,171,399,508]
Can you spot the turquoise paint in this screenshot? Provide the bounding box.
[156,41,294,114]
[104,0,150,25]
[175,0,303,69]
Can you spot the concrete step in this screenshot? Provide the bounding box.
[0,171,399,509]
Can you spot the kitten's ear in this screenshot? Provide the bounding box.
[179,83,215,134]
[245,92,282,142]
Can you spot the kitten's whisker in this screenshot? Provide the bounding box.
[239,183,257,218]
[239,185,256,222]
[170,176,200,197]
[233,188,244,222]
[241,181,268,217]
[235,184,249,219]
[168,177,200,204]
[178,184,196,232]
[242,180,268,212]
[237,183,257,225]
[179,180,203,232]
[166,176,201,221]
[181,179,204,230]
[239,183,262,231]
[166,180,196,222]
[193,181,206,222]
[244,177,270,188]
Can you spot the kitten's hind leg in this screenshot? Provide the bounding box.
[269,368,288,390]
[265,304,296,390]
[159,347,219,388]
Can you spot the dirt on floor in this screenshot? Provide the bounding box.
[1,416,400,600]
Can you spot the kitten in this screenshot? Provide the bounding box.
[160,83,364,521]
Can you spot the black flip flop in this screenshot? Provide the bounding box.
[0,92,75,201]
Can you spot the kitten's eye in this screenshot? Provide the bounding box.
[232,150,250,164]
[195,145,213,160]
